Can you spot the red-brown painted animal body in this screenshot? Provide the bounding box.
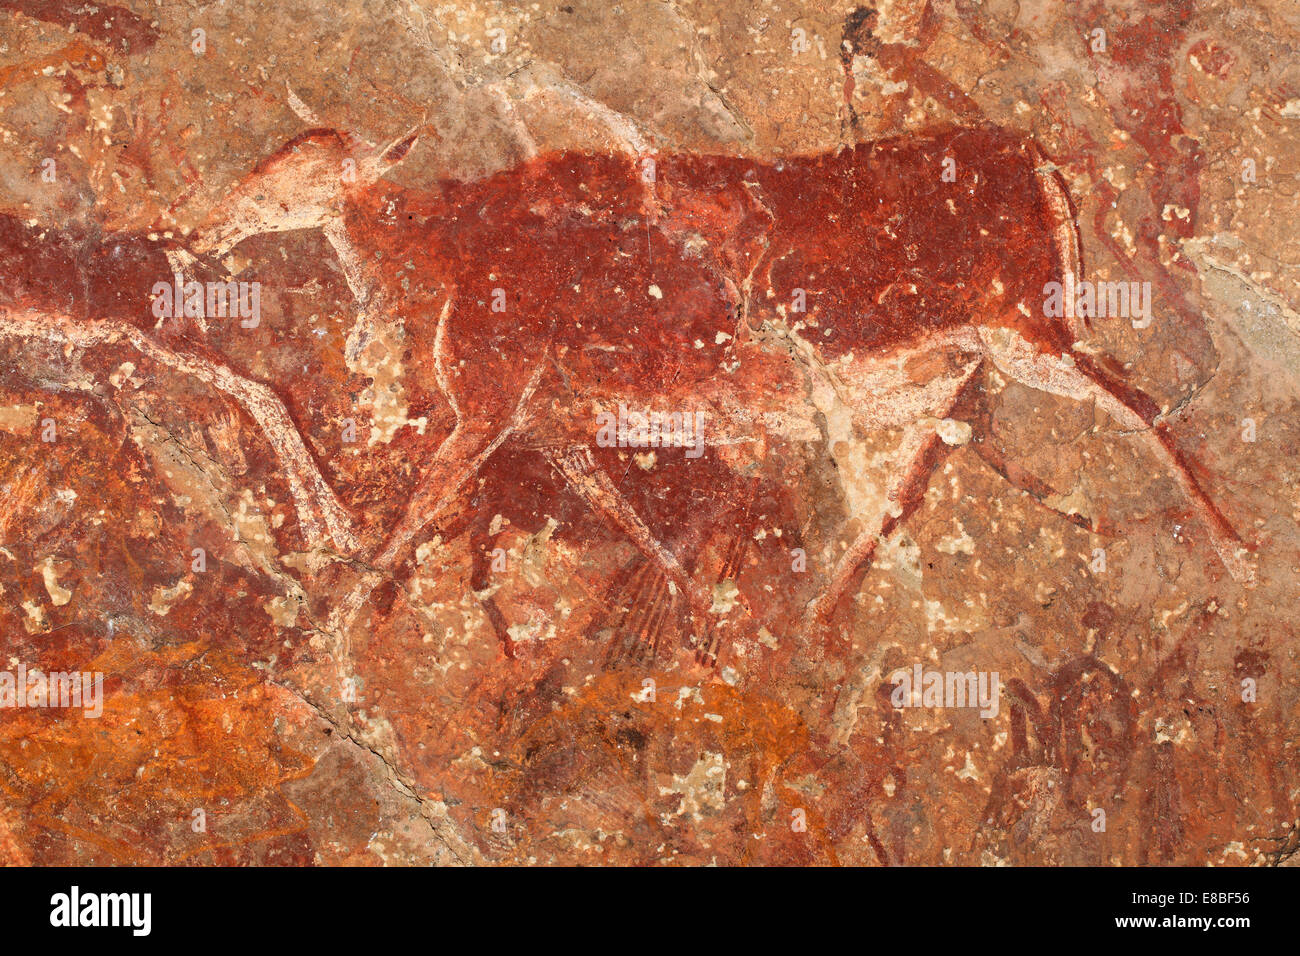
[340,125,1071,446]
[0,121,1247,664]
[0,215,257,365]
[310,121,1246,640]
[666,126,1075,356]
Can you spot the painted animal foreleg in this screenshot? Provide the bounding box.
[328,359,546,636]
[325,423,512,637]
[547,445,733,662]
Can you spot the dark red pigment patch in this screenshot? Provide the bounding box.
[0,0,159,54]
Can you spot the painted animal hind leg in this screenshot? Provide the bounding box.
[958,366,1104,534]
[803,365,984,643]
[978,327,1253,584]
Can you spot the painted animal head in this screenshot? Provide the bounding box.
[191,124,426,258]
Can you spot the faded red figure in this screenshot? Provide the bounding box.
[178,115,1253,659]
[0,117,1253,667]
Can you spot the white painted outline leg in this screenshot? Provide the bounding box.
[979,326,1253,584]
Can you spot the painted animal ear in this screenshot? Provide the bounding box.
[379,124,431,171]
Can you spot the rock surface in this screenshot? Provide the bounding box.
[0,0,1296,865]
